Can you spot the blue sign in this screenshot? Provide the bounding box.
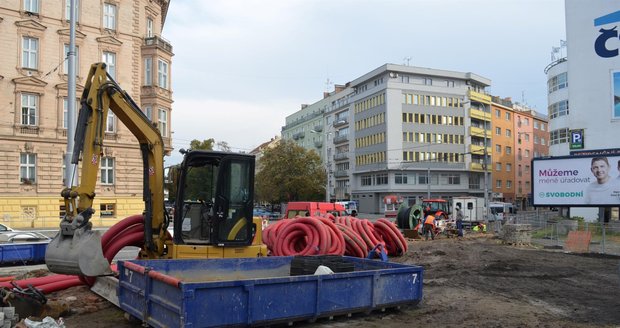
[569,129,584,150]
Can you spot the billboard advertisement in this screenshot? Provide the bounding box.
[532,155,620,206]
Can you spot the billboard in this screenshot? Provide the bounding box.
[532,155,620,207]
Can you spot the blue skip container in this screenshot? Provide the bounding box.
[0,242,48,265]
[117,256,423,327]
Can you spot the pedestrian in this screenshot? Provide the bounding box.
[455,206,464,238]
[423,207,437,240]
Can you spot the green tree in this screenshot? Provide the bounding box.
[190,139,215,150]
[167,139,217,203]
[255,140,326,203]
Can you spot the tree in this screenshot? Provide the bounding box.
[216,141,231,152]
[190,139,215,150]
[255,140,326,204]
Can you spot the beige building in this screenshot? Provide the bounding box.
[0,0,173,228]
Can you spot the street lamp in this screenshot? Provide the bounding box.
[463,100,490,221]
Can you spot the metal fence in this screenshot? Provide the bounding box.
[489,210,620,256]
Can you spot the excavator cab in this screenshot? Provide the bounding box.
[171,150,256,247]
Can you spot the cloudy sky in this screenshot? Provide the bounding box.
[162,0,566,165]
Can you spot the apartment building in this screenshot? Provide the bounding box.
[0,0,172,227]
[487,96,549,208]
[284,64,493,214]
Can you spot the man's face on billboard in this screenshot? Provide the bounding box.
[591,160,610,181]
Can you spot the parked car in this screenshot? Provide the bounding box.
[0,223,51,243]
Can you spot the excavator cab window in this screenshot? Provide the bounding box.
[173,151,255,247]
[213,157,254,245]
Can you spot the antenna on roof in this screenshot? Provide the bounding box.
[403,56,412,66]
[325,78,333,92]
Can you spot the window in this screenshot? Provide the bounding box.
[21,94,38,126]
[418,174,429,185]
[158,108,167,137]
[506,146,512,155]
[495,127,501,135]
[548,72,568,93]
[144,57,152,86]
[24,0,39,13]
[541,123,546,131]
[158,59,169,89]
[534,121,540,129]
[22,37,38,69]
[446,174,460,185]
[495,163,502,171]
[506,129,512,137]
[525,150,530,158]
[496,180,502,188]
[495,109,500,118]
[550,128,569,145]
[505,112,511,121]
[100,203,116,218]
[524,134,530,141]
[395,173,408,184]
[102,52,116,79]
[146,18,153,37]
[63,44,79,75]
[523,118,529,126]
[548,100,569,119]
[541,138,546,145]
[495,144,501,153]
[65,0,79,21]
[100,157,114,184]
[361,175,372,186]
[506,163,512,172]
[106,111,116,132]
[103,3,117,30]
[20,153,36,183]
[376,174,388,185]
[144,106,152,121]
[506,180,512,188]
[63,98,69,128]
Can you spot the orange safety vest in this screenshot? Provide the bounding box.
[424,215,436,226]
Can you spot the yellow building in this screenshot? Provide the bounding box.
[0,0,173,228]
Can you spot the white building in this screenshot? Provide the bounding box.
[546,0,620,220]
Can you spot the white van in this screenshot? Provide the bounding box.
[489,202,517,222]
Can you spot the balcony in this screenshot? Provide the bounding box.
[469,108,491,121]
[334,170,349,178]
[334,152,348,161]
[470,163,485,171]
[333,135,348,144]
[469,144,492,156]
[18,125,39,135]
[469,126,487,138]
[333,118,348,128]
[314,140,323,148]
[313,125,323,132]
[143,35,173,53]
[292,132,305,140]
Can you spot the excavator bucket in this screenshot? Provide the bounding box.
[45,223,113,277]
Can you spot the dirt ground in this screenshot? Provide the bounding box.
[26,234,620,327]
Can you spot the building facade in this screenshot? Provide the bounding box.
[284,64,551,214]
[545,0,620,220]
[284,64,494,214]
[0,0,172,227]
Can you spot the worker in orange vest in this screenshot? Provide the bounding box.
[423,207,437,240]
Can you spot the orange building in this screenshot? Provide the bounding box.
[490,98,549,209]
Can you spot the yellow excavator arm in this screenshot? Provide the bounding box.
[46,63,168,275]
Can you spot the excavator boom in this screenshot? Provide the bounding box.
[45,63,167,276]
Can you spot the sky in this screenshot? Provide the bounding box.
[162,0,566,165]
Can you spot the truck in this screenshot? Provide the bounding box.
[45,63,267,277]
[284,202,347,218]
[452,196,485,227]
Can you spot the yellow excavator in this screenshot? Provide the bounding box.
[45,63,267,277]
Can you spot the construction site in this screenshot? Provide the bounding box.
[2,213,618,328]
